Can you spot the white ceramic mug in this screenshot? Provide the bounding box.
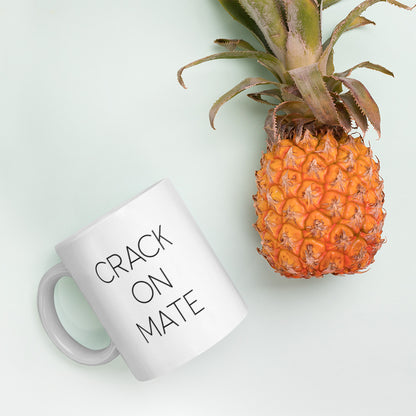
[37,179,247,381]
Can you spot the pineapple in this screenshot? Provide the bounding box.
[178,0,414,278]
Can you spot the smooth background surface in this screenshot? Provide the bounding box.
[1,1,415,415]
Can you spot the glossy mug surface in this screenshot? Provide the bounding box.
[37,179,247,381]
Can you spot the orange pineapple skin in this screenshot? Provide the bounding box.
[254,129,385,278]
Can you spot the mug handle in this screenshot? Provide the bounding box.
[37,262,119,365]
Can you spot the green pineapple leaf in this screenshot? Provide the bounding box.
[323,0,342,9]
[323,16,376,76]
[319,0,415,74]
[335,101,352,131]
[217,0,272,53]
[177,50,286,88]
[347,15,376,29]
[340,91,369,133]
[336,76,380,136]
[325,75,343,94]
[247,88,282,105]
[214,38,257,51]
[322,16,376,52]
[326,49,335,75]
[281,85,303,101]
[238,0,288,62]
[282,0,322,69]
[289,63,339,125]
[209,77,282,128]
[274,100,314,116]
[335,61,394,77]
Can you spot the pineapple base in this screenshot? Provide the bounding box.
[253,128,385,278]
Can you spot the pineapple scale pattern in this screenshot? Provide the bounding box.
[254,129,385,278]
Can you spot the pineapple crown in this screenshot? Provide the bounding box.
[178,0,414,140]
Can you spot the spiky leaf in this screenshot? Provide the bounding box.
[289,63,339,125]
[335,101,352,131]
[347,16,376,29]
[274,100,313,116]
[322,16,376,51]
[247,88,282,105]
[336,77,380,135]
[325,61,391,95]
[282,0,322,69]
[281,85,302,101]
[340,92,369,133]
[209,77,282,128]
[177,51,285,88]
[238,0,288,62]
[217,0,272,52]
[325,73,343,94]
[323,16,375,76]
[214,38,257,51]
[326,49,335,75]
[323,0,342,9]
[319,0,414,74]
[336,61,394,77]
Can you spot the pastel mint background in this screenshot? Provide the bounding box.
[1,1,415,415]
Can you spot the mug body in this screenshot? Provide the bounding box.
[55,179,247,380]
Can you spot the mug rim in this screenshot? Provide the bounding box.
[55,178,169,251]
